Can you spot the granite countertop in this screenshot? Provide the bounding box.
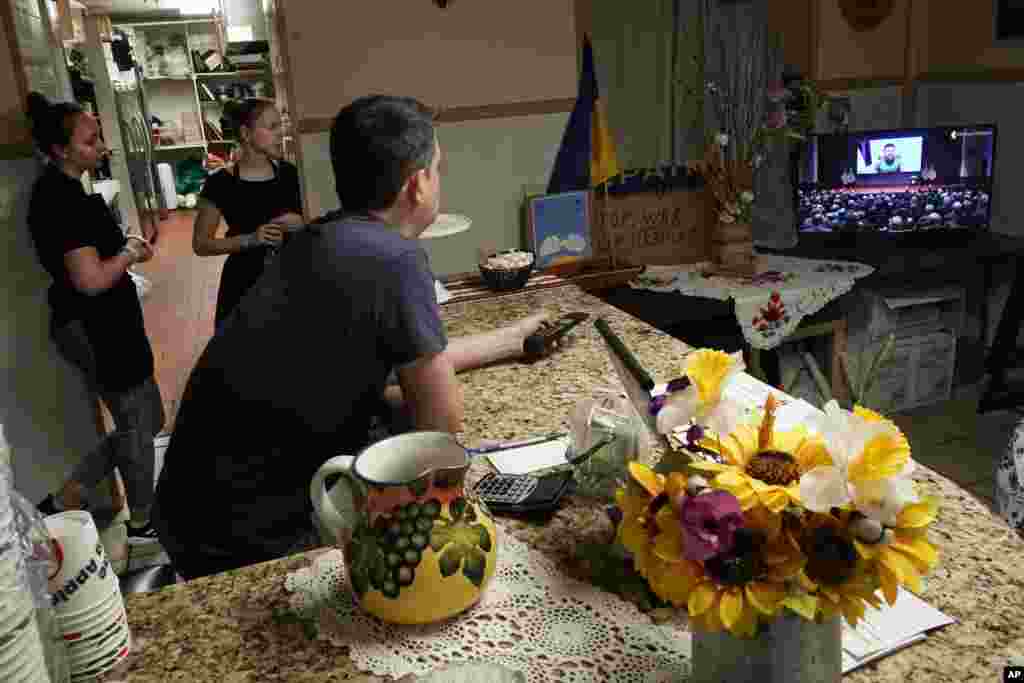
[110,286,1024,682]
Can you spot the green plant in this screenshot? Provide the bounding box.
[839,334,897,409]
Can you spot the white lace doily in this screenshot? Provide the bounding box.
[631,255,874,350]
[284,532,691,682]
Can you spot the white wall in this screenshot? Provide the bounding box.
[298,111,569,278]
[0,159,103,503]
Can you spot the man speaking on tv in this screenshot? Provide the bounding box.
[875,143,901,173]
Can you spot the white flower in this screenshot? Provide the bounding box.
[740,191,755,203]
[716,132,729,147]
[852,472,918,526]
[799,401,900,513]
[656,351,746,438]
[719,212,736,224]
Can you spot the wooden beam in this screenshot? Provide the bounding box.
[915,69,1024,83]
[0,0,31,115]
[814,77,906,92]
[296,97,577,135]
[809,0,821,81]
[901,0,916,127]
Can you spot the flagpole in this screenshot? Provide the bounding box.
[606,188,617,270]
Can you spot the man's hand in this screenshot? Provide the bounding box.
[254,224,285,247]
[514,313,550,343]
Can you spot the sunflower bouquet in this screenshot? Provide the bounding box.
[615,349,939,639]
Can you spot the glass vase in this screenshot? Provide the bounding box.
[691,613,841,683]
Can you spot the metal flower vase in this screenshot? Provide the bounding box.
[691,613,841,683]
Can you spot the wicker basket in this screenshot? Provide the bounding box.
[478,251,534,291]
[708,220,757,276]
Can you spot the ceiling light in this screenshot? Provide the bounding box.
[166,0,220,15]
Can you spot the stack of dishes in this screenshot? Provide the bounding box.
[44,512,131,681]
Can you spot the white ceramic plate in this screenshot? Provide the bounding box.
[421,213,472,239]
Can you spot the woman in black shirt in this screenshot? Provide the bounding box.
[192,98,304,329]
[26,93,165,542]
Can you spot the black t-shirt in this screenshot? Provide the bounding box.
[200,161,303,324]
[156,217,447,555]
[27,164,154,394]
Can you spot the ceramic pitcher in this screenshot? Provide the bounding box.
[310,431,497,625]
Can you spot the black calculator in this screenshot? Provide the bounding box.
[473,471,574,515]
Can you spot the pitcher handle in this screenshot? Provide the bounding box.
[310,454,360,546]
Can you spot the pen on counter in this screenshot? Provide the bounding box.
[467,432,567,456]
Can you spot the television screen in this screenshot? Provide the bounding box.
[797,125,996,235]
[856,136,923,175]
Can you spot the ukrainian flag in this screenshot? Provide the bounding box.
[547,35,620,194]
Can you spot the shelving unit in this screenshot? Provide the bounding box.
[111,17,272,159]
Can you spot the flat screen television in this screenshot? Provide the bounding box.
[796,125,997,240]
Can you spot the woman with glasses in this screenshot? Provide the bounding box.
[192,98,304,329]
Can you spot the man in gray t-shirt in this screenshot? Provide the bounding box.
[153,96,545,580]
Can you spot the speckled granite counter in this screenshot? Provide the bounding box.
[112,285,1024,682]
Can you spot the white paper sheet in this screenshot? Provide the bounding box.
[654,372,821,432]
[485,438,571,475]
[841,588,956,673]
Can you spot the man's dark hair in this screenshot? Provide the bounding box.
[884,143,896,149]
[330,95,436,213]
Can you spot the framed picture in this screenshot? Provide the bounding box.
[527,190,593,270]
[995,0,1024,41]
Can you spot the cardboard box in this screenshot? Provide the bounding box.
[590,188,712,268]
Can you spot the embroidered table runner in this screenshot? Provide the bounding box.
[629,255,874,350]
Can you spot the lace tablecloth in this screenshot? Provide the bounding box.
[284,532,691,682]
[630,254,874,350]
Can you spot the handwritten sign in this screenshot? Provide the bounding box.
[590,189,712,267]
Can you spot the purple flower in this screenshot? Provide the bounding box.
[680,490,745,562]
[685,424,705,448]
[649,394,668,416]
[666,377,691,393]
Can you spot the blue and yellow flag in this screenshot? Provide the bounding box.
[547,35,620,194]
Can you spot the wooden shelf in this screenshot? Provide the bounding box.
[144,75,194,82]
[153,143,206,151]
[195,70,267,78]
[207,139,236,144]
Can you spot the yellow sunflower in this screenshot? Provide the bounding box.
[684,506,805,638]
[796,512,884,627]
[690,395,832,513]
[615,462,702,600]
[852,496,940,605]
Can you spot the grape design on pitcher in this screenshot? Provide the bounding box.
[348,497,491,599]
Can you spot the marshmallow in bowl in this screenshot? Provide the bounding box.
[483,251,534,270]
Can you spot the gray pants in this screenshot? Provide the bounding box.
[52,319,165,517]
